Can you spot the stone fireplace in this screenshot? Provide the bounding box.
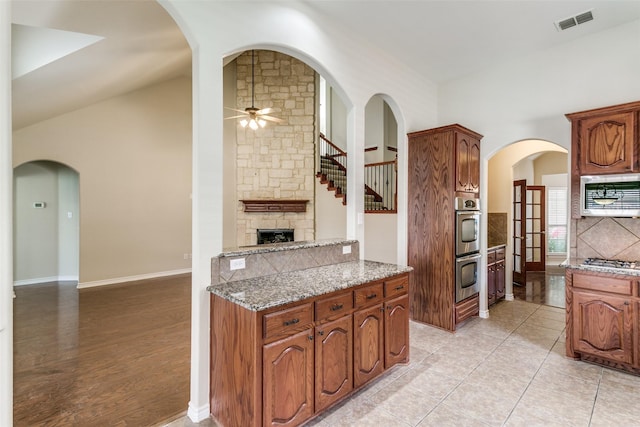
[234,50,317,247]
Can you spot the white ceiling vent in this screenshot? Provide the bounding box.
[555,9,594,31]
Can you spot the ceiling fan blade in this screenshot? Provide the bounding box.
[257,107,273,115]
[261,115,285,123]
[225,106,247,114]
[225,114,248,120]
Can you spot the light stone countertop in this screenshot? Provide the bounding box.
[218,238,358,258]
[207,260,413,311]
[563,258,640,277]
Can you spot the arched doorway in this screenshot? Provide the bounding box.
[13,160,79,285]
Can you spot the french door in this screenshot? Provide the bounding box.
[513,181,547,286]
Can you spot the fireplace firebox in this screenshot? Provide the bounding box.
[257,229,294,245]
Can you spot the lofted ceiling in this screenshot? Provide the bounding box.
[10,0,640,130]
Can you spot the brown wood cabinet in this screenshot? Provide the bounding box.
[210,272,410,427]
[408,124,482,331]
[566,100,640,218]
[455,131,481,194]
[566,268,639,374]
[487,246,506,306]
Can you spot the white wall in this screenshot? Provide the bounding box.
[364,214,397,263]
[315,179,346,240]
[0,1,12,424]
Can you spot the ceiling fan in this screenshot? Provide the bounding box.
[226,50,284,130]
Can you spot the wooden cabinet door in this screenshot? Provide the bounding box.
[579,111,636,174]
[455,132,480,193]
[455,133,471,193]
[263,329,315,427]
[468,138,480,193]
[353,304,384,388]
[572,291,633,364]
[315,316,353,412]
[495,261,505,300]
[384,295,409,369]
[487,263,496,306]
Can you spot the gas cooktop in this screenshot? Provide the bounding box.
[582,257,640,269]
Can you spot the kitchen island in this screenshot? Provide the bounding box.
[565,259,640,376]
[207,240,412,427]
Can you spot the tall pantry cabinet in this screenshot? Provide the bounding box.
[407,124,482,331]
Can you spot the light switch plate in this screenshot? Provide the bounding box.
[342,245,351,254]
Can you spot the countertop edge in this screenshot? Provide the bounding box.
[208,260,413,311]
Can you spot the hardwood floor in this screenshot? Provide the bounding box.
[13,274,192,426]
[513,266,566,309]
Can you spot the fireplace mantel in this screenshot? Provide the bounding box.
[241,199,309,213]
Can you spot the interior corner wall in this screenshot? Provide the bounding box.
[12,77,193,284]
[364,213,397,264]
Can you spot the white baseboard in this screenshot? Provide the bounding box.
[479,309,490,318]
[77,269,191,289]
[13,275,78,286]
[187,401,210,423]
[505,293,515,301]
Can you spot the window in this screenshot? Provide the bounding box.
[547,186,567,254]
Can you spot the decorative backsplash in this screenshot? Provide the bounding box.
[211,239,360,285]
[487,212,508,247]
[571,217,640,260]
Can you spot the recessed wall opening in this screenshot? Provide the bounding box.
[257,228,294,245]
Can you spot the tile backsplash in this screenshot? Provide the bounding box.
[211,240,360,285]
[488,212,508,248]
[572,217,640,260]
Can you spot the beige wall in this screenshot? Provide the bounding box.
[13,77,192,285]
[234,51,316,246]
[533,152,568,185]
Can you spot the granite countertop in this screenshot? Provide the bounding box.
[218,238,358,258]
[563,258,640,277]
[207,260,413,311]
[487,243,506,250]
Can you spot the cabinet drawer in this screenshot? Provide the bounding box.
[495,248,505,261]
[487,250,496,264]
[263,303,313,340]
[354,283,384,308]
[384,275,408,298]
[572,272,633,296]
[455,294,479,325]
[315,292,353,322]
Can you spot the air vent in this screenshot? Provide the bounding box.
[555,9,594,31]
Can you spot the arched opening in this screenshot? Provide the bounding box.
[487,139,568,309]
[13,160,79,285]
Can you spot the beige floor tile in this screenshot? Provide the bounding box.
[510,382,594,426]
[416,402,492,426]
[438,381,521,426]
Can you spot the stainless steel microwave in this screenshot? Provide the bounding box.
[580,174,640,217]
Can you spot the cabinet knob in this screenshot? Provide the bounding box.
[318,330,324,336]
[308,335,313,341]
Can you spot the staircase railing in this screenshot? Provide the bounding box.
[317,133,397,213]
[365,158,397,212]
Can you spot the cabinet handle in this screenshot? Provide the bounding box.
[283,318,300,326]
[395,285,404,291]
[318,330,324,336]
[366,293,377,300]
[330,304,344,311]
[308,335,313,341]
[624,301,630,306]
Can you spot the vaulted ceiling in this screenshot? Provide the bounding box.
[11,0,640,130]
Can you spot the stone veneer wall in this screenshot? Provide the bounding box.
[235,50,316,247]
[571,217,640,261]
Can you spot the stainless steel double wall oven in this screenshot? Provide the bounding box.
[455,197,481,303]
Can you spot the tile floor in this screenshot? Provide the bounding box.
[167,299,640,427]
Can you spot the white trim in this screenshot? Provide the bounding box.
[77,269,191,289]
[479,309,490,319]
[187,401,210,423]
[505,293,515,301]
[13,275,78,286]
